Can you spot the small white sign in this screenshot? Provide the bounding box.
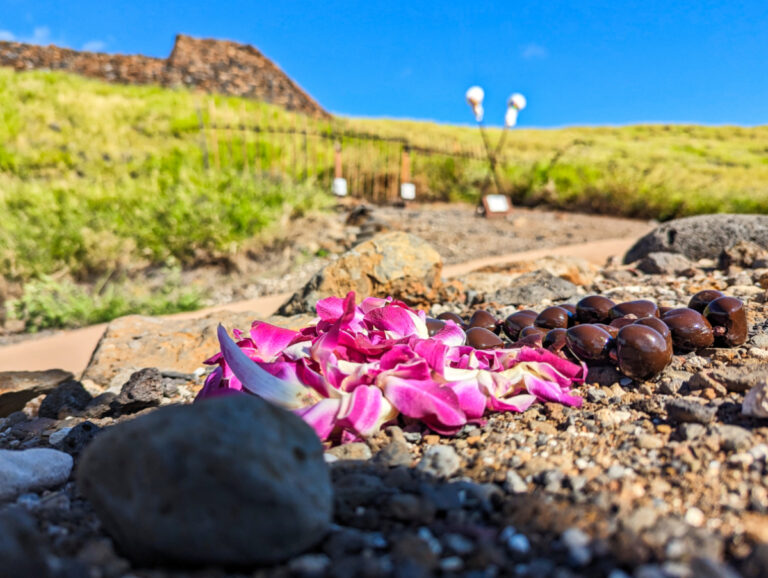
[332,177,347,197]
[484,194,510,213]
[400,182,416,200]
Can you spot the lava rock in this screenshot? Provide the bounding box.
[624,214,768,263]
[38,380,92,419]
[0,448,74,501]
[77,395,332,566]
[666,399,717,425]
[116,368,168,412]
[53,421,101,456]
[743,382,768,418]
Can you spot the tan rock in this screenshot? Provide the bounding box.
[82,312,317,389]
[742,381,768,418]
[277,232,442,316]
[0,370,73,417]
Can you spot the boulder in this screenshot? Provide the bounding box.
[82,311,315,389]
[77,395,332,566]
[624,214,768,263]
[0,369,73,417]
[278,232,442,316]
[0,507,52,577]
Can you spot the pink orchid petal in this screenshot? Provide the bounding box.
[366,305,429,339]
[445,379,488,420]
[295,398,342,440]
[382,374,466,432]
[336,385,398,438]
[316,296,346,321]
[411,339,449,373]
[487,393,537,412]
[249,321,300,361]
[218,325,311,409]
[524,374,583,407]
[512,346,586,383]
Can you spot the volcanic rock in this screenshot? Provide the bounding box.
[487,270,582,307]
[624,214,768,263]
[77,395,332,566]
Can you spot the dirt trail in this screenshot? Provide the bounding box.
[0,236,640,376]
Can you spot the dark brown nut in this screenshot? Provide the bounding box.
[688,290,725,314]
[661,308,714,351]
[704,296,747,347]
[534,306,571,330]
[519,325,549,339]
[437,312,466,328]
[609,316,637,331]
[566,324,613,363]
[468,309,499,334]
[610,300,659,320]
[594,323,619,338]
[501,310,538,340]
[576,295,616,324]
[634,316,674,352]
[466,327,504,350]
[425,318,447,337]
[543,328,568,353]
[513,333,544,349]
[616,325,673,380]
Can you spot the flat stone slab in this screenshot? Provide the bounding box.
[0,369,73,417]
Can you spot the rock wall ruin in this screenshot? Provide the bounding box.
[0,34,328,117]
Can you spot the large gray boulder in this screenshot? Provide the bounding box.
[77,395,333,566]
[624,214,768,264]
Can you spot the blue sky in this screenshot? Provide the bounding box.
[1,1,766,127]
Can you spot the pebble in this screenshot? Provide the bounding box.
[678,422,706,441]
[504,470,528,494]
[666,398,717,424]
[47,426,73,446]
[326,442,372,461]
[417,445,460,478]
[0,448,73,501]
[597,408,632,427]
[77,395,332,566]
[716,425,753,452]
[742,382,768,418]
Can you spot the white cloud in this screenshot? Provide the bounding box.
[28,26,51,44]
[0,30,16,41]
[521,43,548,60]
[82,40,106,52]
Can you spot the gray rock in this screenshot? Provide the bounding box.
[53,421,101,456]
[715,425,753,452]
[666,398,717,424]
[504,470,528,494]
[77,395,332,566]
[636,252,693,275]
[0,506,52,577]
[374,439,413,467]
[116,368,169,412]
[624,214,768,263]
[326,442,372,461]
[678,423,706,441]
[0,448,74,501]
[38,380,92,419]
[709,366,768,393]
[488,270,581,307]
[0,369,73,418]
[743,381,768,418]
[417,445,461,478]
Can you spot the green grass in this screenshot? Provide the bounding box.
[1,68,768,329]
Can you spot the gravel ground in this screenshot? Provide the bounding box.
[1,239,767,577]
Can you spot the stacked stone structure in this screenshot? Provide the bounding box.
[0,34,327,117]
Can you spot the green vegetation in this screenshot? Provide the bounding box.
[1,68,767,329]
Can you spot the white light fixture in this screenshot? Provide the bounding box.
[465,86,485,122]
[505,93,527,127]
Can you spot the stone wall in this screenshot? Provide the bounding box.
[0,34,328,117]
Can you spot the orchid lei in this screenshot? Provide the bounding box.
[196,292,585,444]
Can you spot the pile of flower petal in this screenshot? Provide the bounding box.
[197,292,586,444]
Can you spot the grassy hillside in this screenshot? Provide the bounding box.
[1,68,767,329]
